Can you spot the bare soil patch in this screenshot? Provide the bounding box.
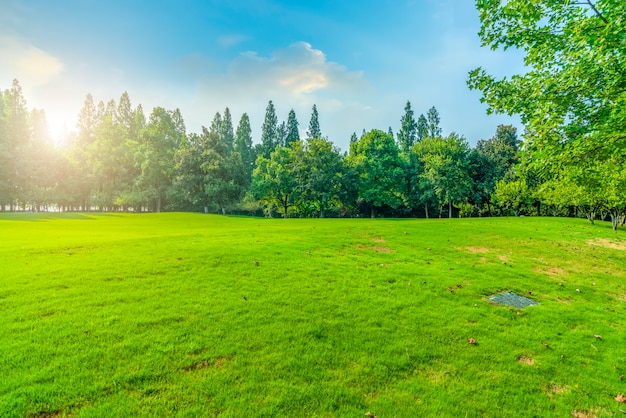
[372,237,386,243]
[587,238,626,251]
[533,267,565,276]
[517,356,535,365]
[464,246,490,253]
[374,247,391,253]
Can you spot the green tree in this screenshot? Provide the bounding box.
[307,104,321,139]
[346,129,404,217]
[235,113,255,186]
[468,0,626,169]
[398,101,417,155]
[221,107,235,148]
[469,124,520,215]
[252,146,298,218]
[416,114,428,141]
[259,100,278,158]
[292,138,346,217]
[286,109,300,146]
[413,133,472,218]
[426,106,442,138]
[136,107,185,212]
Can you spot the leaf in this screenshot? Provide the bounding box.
[615,394,626,403]
[468,338,477,345]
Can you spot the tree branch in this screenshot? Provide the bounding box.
[585,0,609,25]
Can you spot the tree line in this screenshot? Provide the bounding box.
[0,73,623,227]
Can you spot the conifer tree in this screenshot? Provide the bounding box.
[260,100,278,158]
[398,101,417,154]
[426,106,442,138]
[307,104,321,139]
[286,109,300,146]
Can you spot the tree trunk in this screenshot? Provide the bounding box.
[371,205,375,218]
[156,195,162,213]
[449,201,452,218]
[283,195,289,218]
[424,203,429,219]
[610,211,619,231]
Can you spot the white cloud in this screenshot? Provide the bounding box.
[218,34,247,48]
[177,42,372,149]
[0,35,64,87]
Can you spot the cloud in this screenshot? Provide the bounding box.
[0,35,64,86]
[218,34,247,48]
[178,42,372,148]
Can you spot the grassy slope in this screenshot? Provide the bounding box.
[1,213,625,417]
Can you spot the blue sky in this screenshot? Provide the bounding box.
[0,0,524,151]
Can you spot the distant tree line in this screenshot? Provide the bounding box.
[0,79,623,227]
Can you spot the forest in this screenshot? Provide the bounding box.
[0,0,624,228]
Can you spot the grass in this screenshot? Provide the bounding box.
[1,213,626,417]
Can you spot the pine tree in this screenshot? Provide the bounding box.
[276,121,287,148]
[221,107,235,148]
[307,104,321,139]
[235,113,255,183]
[398,101,417,154]
[426,106,442,138]
[286,109,299,146]
[416,114,428,141]
[260,100,278,158]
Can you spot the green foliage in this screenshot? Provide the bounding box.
[285,109,300,146]
[347,129,404,217]
[398,101,417,155]
[426,106,442,138]
[251,146,299,217]
[307,104,322,139]
[468,0,626,169]
[492,178,534,216]
[259,100,278,159]
[413,133,472,217]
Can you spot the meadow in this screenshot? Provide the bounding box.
[1,213,625,417]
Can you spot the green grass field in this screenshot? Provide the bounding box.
[1,213,626,417]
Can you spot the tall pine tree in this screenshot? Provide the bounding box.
[307,104,321,139]
[286,109,300,146]
[398,101,417,155]
[260,100,278,158]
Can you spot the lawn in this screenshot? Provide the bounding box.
[1,213,625,417]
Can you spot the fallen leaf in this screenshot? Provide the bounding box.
[593,334,603,340]
[365,412,377,418]
[616,394,626,403]
[468,338,477,345]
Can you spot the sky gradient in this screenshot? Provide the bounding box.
[0,0,524,151]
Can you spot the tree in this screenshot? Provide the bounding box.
[307,104,321,139]
[235,113,255,186]
[468,0,626,170]
[398,101,417,155]
[416,114,428,141]
[492,178,533,217]
[469,125,520,214]
[276,121,287,148]
[293,138,346,217]
[259,100,278,159]
[286,109,300,146]
[221,107,235,148]
[117,92,134,134]
[136,107,185,212]
[252,146,298,218]
[426,106,442,138]
[346,129,404,217]
[413,133,472,218]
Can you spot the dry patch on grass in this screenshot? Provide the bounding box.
[464,246,491,253]
[546,385,569,398]
[533,267,565,276]
[557,296,573,304]
[371,237,386,243]
[517,356,535,365]
[587,238,626,251]
[373,247,391,253]
[183,355,233,371]
[498,255,511,263]
[571,410,599,418]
